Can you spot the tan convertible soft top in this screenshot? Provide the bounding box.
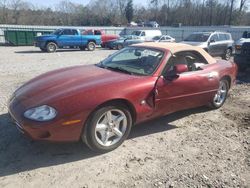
[133,42,216,64]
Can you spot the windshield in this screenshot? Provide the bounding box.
[98,47,164,76]
[242,31,250,38]
[53,29,62,35]
[184,33,210,42]
[131,31,141,36]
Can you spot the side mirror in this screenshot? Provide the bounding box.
[164,64,188,81]
[174,64,188,74]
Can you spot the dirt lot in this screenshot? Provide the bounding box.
[0,46,249,188]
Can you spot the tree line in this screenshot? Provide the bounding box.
[0,0,249,26]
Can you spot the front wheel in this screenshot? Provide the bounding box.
[210,79,229,109]
[82,105,132,153]
[87,42,96,51]
[46,42,57,53]
[222,48,232,61]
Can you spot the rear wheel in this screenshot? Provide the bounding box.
[82,105,132,153]
[46,42,57,53]
[222,48,232,60]
[87,42,96,51]
[210,79,229,109]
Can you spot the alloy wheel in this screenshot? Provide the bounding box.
[213,81,227,106]
[94,109,127,147]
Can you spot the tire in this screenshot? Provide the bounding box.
[82,104,132,153]
[87,41,96,51]
[116,44,123,50]
[210,79,229,109]
[46,42,57,53]
[222,48,232,61]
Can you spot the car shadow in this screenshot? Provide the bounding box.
[14,47,110,54]
[0,106,210,177]
[14,49,84,54]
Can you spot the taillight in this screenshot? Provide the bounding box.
[235,45,241,50]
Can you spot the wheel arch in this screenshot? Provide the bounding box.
[87,40,96,44]
[46,40,58,46]
[81,98,136,143]
[93,98,136,124]
[227,46,233,50]
[221,75,231,88]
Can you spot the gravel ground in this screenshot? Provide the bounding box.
[0,46,249,188]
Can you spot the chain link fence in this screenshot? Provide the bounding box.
[0,24,249,46]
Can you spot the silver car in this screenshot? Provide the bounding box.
[181,32,234,60]
[151,35,175,42]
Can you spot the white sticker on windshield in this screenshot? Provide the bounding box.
[142,50,159,56]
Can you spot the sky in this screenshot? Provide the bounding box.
[27,0,147,8]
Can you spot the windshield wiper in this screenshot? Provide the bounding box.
[105,66,133,75]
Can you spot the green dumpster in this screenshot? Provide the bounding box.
[4,30,53,46]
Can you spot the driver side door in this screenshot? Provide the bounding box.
[155,51,218,116]
[208,34,220,56]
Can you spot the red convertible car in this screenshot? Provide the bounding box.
[8,43,237,152]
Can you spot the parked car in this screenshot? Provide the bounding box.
[234,31,250,71]
[105,35,144,50]
[144,21,160,28]
[34,28,101,52]
[127,21,138,27]
[8,43,237,152]
[234,31,250,51]
[180,31,234,60]
[82,29,119,48]
[234,42,250,71]
[131,30,162,41]
[150,35,175,42]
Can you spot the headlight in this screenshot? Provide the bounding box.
[24,105,57,121]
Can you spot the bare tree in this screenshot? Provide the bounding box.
[0,0,8,23]
[229,0,235,25]
[240,0,248,12]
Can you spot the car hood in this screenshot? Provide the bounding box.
[235,38,250,45]
[35,35,57,40]
[14,65,140,105]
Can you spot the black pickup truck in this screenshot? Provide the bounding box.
[234,42,250,71]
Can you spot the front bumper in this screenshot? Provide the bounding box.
[8,98,85,142]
